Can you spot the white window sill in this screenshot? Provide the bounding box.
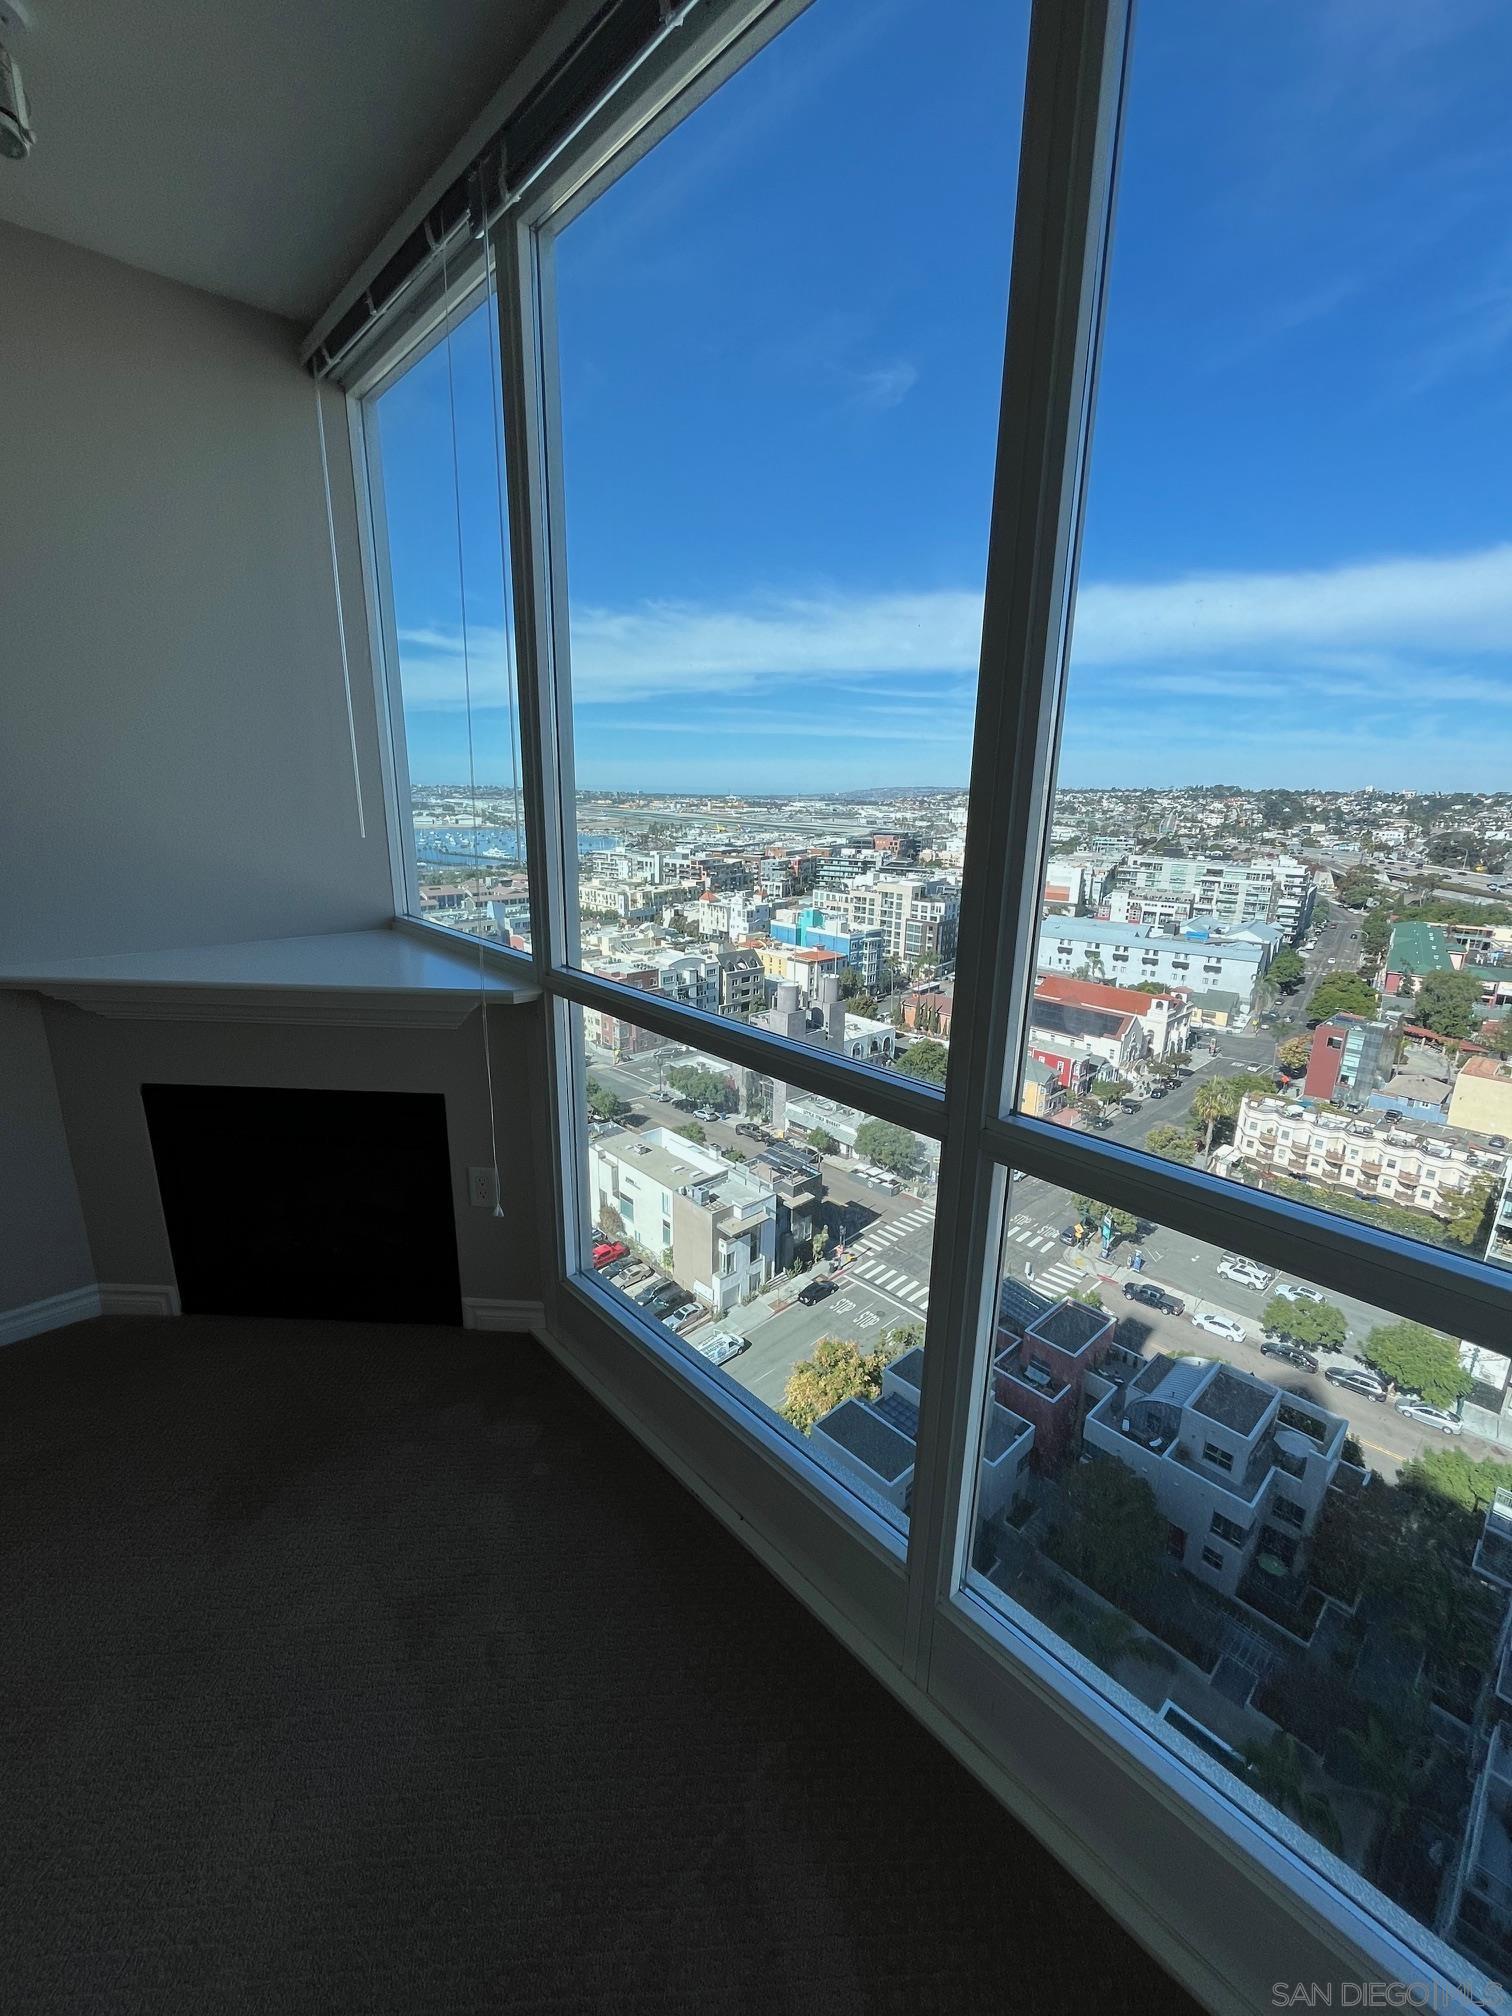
[0,925,540,1027]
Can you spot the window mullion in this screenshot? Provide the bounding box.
[901,0,1134,1687]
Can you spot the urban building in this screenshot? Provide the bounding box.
[1033,973,1191,1059]
[1082,1357,1346,1597]
[813,1347,1034,1521]
[1301,1016,1396,1103]
[715,947,766,1019]
[769,904,885,988]
[991,1294,1114,1473]
[1020,1057,1067,1118]
[1225,1097,1507,1220]
[587,1126,776,1315]
[900,981,955,1037]
[1035,915,1274,1010]
[1450,1057,1512,1142]
[755,944,846,994]
[830,875,960,966]
[1027,997,1145,1076]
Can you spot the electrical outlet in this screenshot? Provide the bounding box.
[468,1166,499,1210]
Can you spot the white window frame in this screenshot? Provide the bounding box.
[339,0,1512,2007]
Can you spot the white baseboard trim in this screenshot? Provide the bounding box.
[99,1283,181,1318]
[0,1284,103,1348]
[463,1297,547,1333]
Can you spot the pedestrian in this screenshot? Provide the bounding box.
[1025,1260,1034,1280]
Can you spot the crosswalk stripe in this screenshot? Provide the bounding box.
[876,1268,903,1289]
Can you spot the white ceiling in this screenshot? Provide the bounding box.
[0,0,565,324]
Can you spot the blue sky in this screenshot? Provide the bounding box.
[378,0,1512,795]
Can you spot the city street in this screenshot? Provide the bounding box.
[586,922,1490,1479]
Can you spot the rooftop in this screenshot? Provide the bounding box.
[1029,999,1136,1045]
[1028,1300,1110,1355]
[812,1398,915,1484]
[1191,1367,1275,1438]
[1386,920,1454,975]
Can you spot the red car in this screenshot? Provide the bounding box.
[592,1240,628,1269]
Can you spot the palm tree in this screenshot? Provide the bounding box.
[1241,1733,1343,1854]
[1192,1078,1236,1156]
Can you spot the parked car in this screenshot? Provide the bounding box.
[1325,1366,1387,1402]
[1147,1084,1169,1099]
[1192,1312,1246,1344]
[1273,1282,1325,1306]
[697,1331,749,1366]
[694,1105,720,1123]
[797,1279,836,1307]
[1058,1225,1081,1245]
[1261,1338,1319,1373]
[666,1301,702,1330]
[1216,1257,1271,1291]
[1119,1099,1141,1114]
[1395,1399,1463,1435]
[1123,1282,1185,1316]
[735,1122,764,1139]
[592,1240,628,1269]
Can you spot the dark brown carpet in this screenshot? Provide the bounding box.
[0,1315,1197,2014]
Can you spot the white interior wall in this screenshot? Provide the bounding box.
[0,218,394,965]
[0,994,95,1318]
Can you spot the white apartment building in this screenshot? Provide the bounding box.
[648,950,721,1014]
[1036,916,1273,1008]
[587,1126,776,1314]
[1224,1097,1508,1220]
[690,891,771,940]
[1084,1357,1346,1597]
[831,875,960,965]
[1112,855,1316,944]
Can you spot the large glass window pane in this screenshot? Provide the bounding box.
[365,285,530,948]
[971,1170,1512,1993]
[553,0,1030,1032]
[1017,1,1512,1274]
[574,1006,937,1531]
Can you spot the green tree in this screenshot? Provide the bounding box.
[1361,1319,1471,1405]
[1261,1295,1347,1352]
[665,1063,735,1111]
[1051,1601,1167,1678]
[780,1337,888,1433]
[1071,1196,1139,1244]
[854,1118,918,1176]
[1342,1716,1427,1874]
[1307,972,1378,1022]
[779,1327,918,1434]
[1048,1458,1167,1603]
[1399,1445,1512,1515]
[1144,1123,1201,1165]
[1484,1015,1512,1059]
[1412,969,1484,1039]
[1335,869,1383,909]
[1268,948,1307,993]
[586,1076,627,1122]
[1191,1072,1274,1154]
[1090,1074,1131,1104]
[806,1127,839,1157]
[1241,1734,1343,1855]
[812,1225,831,1264]
[1442,1171,1496,1251]
[898,1038,950,1086]
[675,1120,706,1144]
[1277,1034,1313,1076]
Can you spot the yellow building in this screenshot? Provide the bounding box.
[1448,1056,1512,1141]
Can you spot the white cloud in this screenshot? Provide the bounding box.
[395,541,1512,709]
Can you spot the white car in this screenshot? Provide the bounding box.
[1217,1258,1271,1291]
[697,1331,748,1366]
[1273,1282,1325,1306]
[1395,1399,1463,1435]
[1192,1312,1246,1344]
